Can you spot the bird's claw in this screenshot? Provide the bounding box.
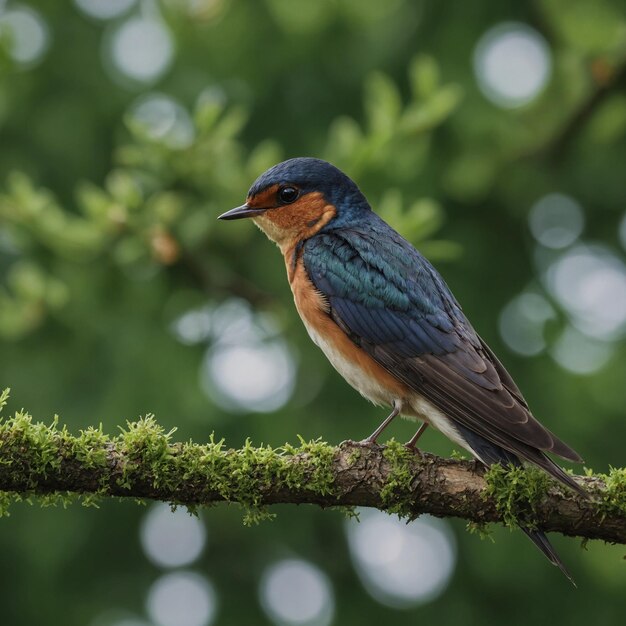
[340,438,382,449]
[403,442,423,457]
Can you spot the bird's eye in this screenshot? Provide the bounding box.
[277,186,299,204]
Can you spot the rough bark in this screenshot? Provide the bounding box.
[0,416,623,544]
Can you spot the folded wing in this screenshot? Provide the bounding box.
[303,224,583,467]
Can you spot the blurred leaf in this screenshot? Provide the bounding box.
[586,95,626,144]
[7,261,47,302]
[265,0,333,33]
[324,116,365,168]
[246,140,283,180]
[193,97,226,135]
[213,105,249,140]
[540,0,626,54]
[105,171,144,211]
[404,198,445,241]
[443,151,497,201]
[364,71,403,135]
[400,84,464,135]
[148,192,186,224]
[409,54,441,100]
[378,192,445,243]
[76,182,115,221]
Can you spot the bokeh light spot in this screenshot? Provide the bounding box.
[550,325,612,375]
[74,0,136,21]
[619,212,626,251]
[90,613,152,626]
[165,0,226,22]
[499,292,555,356]
[128,93,195,149]
[474,22,551,108]
[197,300,296,413]
[140,503,207,568]
[0,5,49,67]
[171,306,213,345]
[108,16,174,84]
[529,193,584,249]
[203,340,295,413]
[346,510,456,607]
[260,559,334,626]
[147,571,217,626]
[544,244,626,340]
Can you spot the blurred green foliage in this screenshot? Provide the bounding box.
[1,0,625,625]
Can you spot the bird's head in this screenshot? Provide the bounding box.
[218,158,370,250]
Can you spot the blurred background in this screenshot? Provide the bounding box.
[1,0,625,624]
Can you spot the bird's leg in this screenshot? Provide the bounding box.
[363,402,400,445]
[405,422,429,451]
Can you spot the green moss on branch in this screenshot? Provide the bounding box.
[484,464,551,530]
[0,389,624,543]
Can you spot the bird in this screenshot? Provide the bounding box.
[219,157,587,582]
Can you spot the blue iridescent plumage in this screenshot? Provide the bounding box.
[221,157,587,582]
[300,177,582,470]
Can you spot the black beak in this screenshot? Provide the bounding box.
[218,204,268,220]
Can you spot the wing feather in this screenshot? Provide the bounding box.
[303,225,583,464]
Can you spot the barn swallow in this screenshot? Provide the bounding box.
[219,157,586,582]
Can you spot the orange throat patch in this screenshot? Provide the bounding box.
[251,191,337,257]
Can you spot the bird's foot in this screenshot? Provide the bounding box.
[340,438,382,449]
[404,422,428,454]
[403,441,424,457]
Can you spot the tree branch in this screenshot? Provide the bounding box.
[0,407,624,541]
[517,58,626,164]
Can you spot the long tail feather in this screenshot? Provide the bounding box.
[518,445,589,499]
[455,422,581,583]
[521,527,576,587]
